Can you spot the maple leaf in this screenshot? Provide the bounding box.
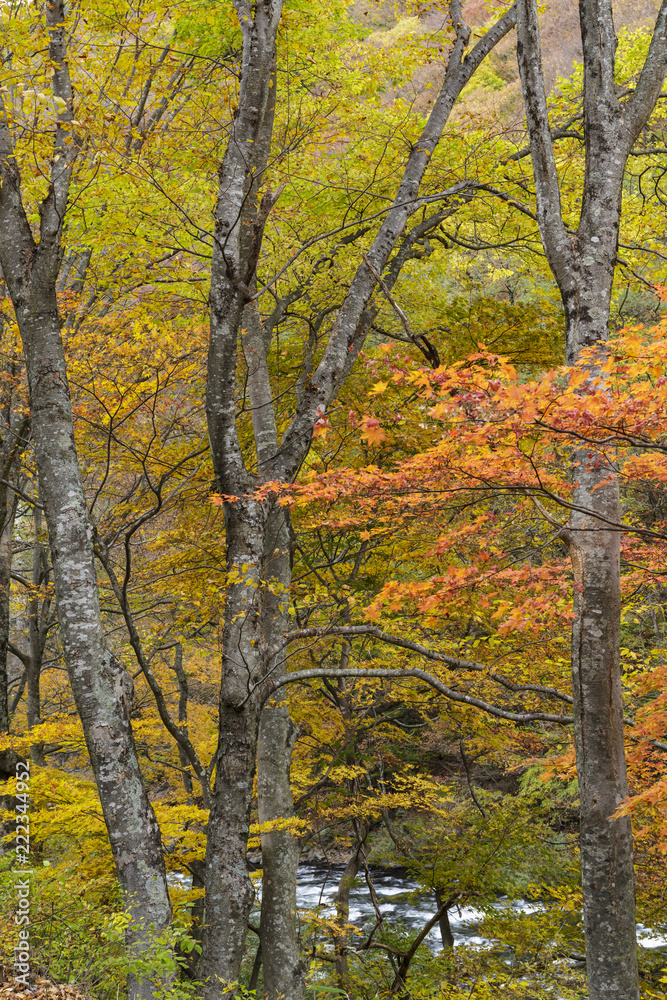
[360,414,388,445]
[312,415,330,438]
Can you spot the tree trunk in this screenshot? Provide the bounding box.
[199,498,266,995]
[173,643,194,798]
[566,442,638,996]
[22,304,173,996]
[334,849,362,993]
[201,697,261,993]
[515,0,667,993]
[0,5,172,991]
[257,705,305,1000]
[27,506,46,730]
[435,890,454,950]
[0,323,29,734]
[200,0,519,987]
[0,482,16,732]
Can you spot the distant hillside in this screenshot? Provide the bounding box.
[350,0,662,113]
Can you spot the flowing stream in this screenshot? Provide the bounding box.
[171,863,667,956]
[290,863,667,956]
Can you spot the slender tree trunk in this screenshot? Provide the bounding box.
[435,890,454,950]
[248,939,263,993]
[186,859,206,978]
[515,0,667,992]
[334,849,362,993]
[27,506,45,729]
[257,705,305,1000]
[200,0,519,987]
[0,6,172,991]
[0,483,16,732]
[173,643,194,797]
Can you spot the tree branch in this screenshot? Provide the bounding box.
[95,537,210,805]
[283,624,573,705]
[274,2,518,481]
[266,666,572,725]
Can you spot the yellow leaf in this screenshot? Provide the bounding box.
[369,380,388,395]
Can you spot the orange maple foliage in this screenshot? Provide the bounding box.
[292,324,667,847]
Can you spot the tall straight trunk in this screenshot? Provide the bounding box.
[0,4,172,991]
[200,499,266,991]
[27,506,46,729]
[257,705,304,1000]
[0,483,16,732]
[568,439,637,994]
[200,0,284,988]
[200,0,519,988]
[515,0,667,994]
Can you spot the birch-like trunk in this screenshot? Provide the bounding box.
[0,483,16,732]
[200,1,519,988]
[257,705,304,1000]
[0,4,172,991]
[515,0,667,993]
[20,303,173,993]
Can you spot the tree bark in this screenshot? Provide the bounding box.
[200,0,519,989]
[515,0,667,994]
[257,705,305,1000]
[20,289,172,999]
[0,4,172,992]
[199,498,266,992]
[435,890,454,950]
[0,482,17,733]
[0,318,29,733]
[566,447,639,996]
[27,506,48,730]
[334,849,363,993]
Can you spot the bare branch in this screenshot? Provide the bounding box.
[267,666,572,725]
[283,624,573,705]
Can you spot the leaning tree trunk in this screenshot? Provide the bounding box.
[20,302,173,993]
[435,890,454,950]
[0,4,172,992]
[334,848,363,993]
[515,0,667,994]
